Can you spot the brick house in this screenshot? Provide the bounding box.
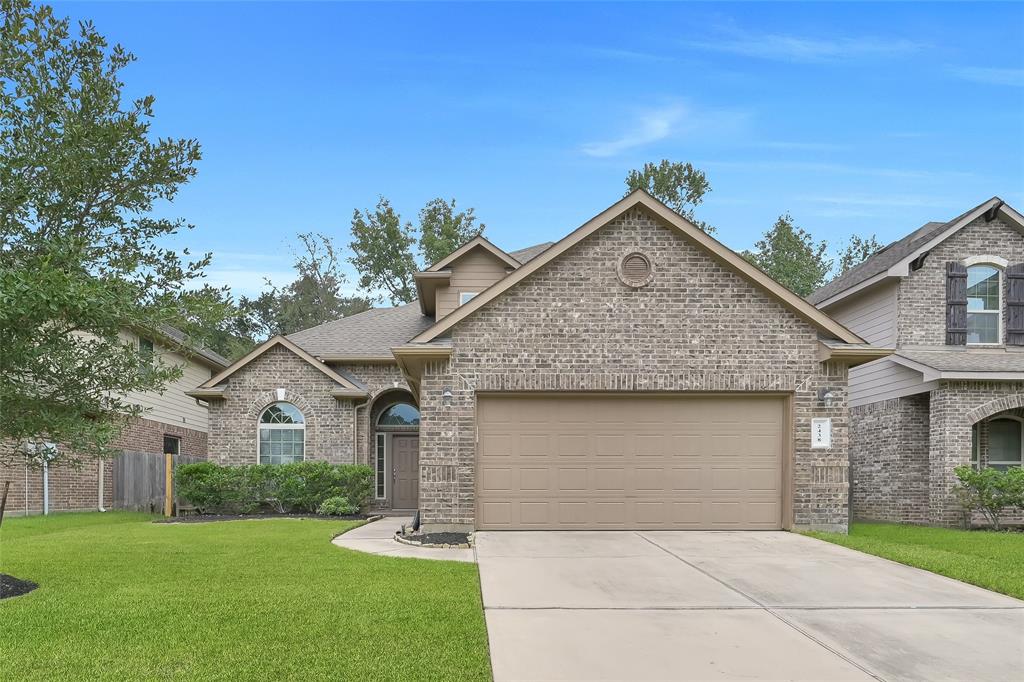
[1,327,229,515]
[810,197,1024,526]
[193,191,882,533]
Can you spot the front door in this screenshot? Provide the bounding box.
[392,435,419,509]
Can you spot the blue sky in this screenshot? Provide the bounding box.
[54,1,1024,298]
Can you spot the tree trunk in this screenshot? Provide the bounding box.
[0,481,10,527]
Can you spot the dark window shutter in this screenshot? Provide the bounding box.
[1007,263,1024,346]
[946,262,968,345]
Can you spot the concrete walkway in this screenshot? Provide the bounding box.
[476,530,1024,681]
[331,516,475,563]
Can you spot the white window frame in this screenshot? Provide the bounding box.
[375,433,387,500]
[964,262,1003,346]
[256,402,306,465]
[987,416,1023,470]
[459,291,479,306]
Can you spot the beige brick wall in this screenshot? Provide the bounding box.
[418,206,851,531]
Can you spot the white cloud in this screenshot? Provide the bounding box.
[684,30,924,63]
[580,104,687,158]
[580,102,748,158]
[949,66,1024,87]
[797,194,960,208]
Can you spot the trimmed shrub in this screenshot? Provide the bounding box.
[317,496,358,516]
[954,466,1024,531]
[175,461,374,515]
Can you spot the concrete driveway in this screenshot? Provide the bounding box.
[475,530,1024,681]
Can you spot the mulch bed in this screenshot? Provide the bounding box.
[155,513,372,524]
[398,531,472,548]
[0,574,38,600]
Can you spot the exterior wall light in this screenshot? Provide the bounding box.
[442,387,453,407]
[817,388,837,408]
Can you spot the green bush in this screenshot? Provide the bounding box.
[954,466,1024,530]
[174,461,374,515]
[317,496,358,516]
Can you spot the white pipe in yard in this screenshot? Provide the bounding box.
[98,459,106,512]
[42,459,49,515]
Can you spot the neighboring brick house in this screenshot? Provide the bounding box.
[810,197,1024,526]
[1,327,228,515]
[194,191,878,532]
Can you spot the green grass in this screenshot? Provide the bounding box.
[0,512,491,681]
[805,522,1024,600]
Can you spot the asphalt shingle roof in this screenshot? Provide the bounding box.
[286,242,554,358]
[897,349,1024,374]
[286,302,435,358]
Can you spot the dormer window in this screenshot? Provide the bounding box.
[459,292,478,306]
[966,264,1001,344]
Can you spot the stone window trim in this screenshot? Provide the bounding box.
[964,393,1024,425]
[963,261,1004,346]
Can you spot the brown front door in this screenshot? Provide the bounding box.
[392,435,419,509]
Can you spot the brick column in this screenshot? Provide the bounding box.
[928,386,972,526]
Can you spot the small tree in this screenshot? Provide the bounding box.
[418,198,485,267]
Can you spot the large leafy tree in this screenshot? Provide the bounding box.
[240,232,372,340]
[744,214,832,297]
[350,196,485,304]
[835,234,884,276]
[625,160,715,234]
[0,1,222,463]
[418,197,484,266]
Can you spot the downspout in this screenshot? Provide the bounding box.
[42,459,49,515]
[353,396,370,464]
[97,459,107,512]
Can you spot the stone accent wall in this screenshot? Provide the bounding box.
[897,217,1024,347]
[849,394,930,523]
[418,206,851,532]
[929,380,1024,525]
[0,416,206,516]
[206,346,356,465]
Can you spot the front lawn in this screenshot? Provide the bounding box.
[805,522,1024,600]
[0,513,491,680]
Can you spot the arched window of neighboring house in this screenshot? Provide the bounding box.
[258,402,305,464]
[988,417,1023,471]
[377,403,420,428]
[966,264,1002,344]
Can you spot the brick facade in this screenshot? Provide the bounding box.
[898,217,1024,347]
[849,394,930,523]
[418,207,851,532]
[0,416,207,516]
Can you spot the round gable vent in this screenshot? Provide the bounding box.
[618,252,654,288]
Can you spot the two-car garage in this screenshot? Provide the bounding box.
[476,394,788,530]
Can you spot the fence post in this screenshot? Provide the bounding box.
[164,453,173,517]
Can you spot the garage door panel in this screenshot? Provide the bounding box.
[477,395,785,530]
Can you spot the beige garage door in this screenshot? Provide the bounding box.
[476,394,786,530]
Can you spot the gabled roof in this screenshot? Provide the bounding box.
[508,242,555,264]
[426,235,520,272]
[286,302,434,361]
[810,197,1022,307]
[411,190,864,345]
[149,323,230,369]
[197,335,367,396]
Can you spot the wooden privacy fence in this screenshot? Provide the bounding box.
[112,452,202,514]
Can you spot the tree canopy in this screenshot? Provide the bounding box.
[349,196,485,305]
[0,0,225,463]
[743,214,832,297]
[625,160,715,234]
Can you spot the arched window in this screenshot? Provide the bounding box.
[988,417,1023,471]
[966,264,1001,344]
[258,402,305,465]
[377,402,420,428]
